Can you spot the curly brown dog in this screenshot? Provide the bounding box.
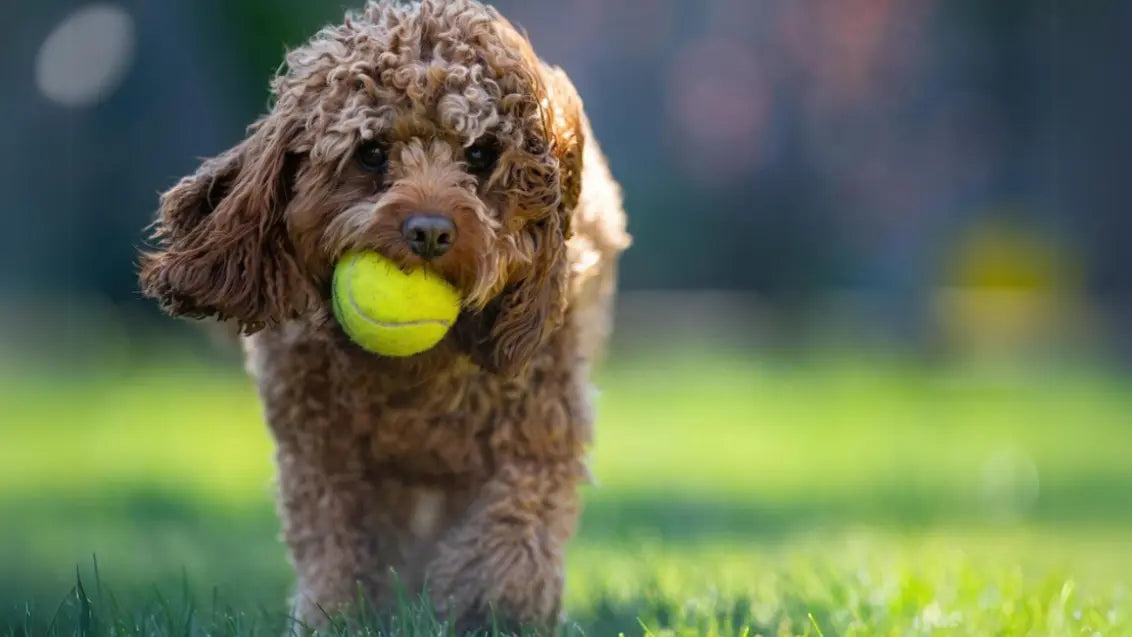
[138,0,628,633]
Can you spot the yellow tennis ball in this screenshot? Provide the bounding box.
[331,251,460,357]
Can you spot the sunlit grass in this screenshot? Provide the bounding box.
[1,368,271,501]
[568,534,1130,636]
[2,344,1131,634]
[11,534,1131,636]
[593,351,1132,495]
[6,347,1131,506]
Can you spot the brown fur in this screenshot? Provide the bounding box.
[137,1,629,633]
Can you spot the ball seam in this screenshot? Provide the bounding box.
[344,255,454,329]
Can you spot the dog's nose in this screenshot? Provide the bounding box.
[402,213,456,259]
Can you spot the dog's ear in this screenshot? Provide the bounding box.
[464,65,585,376]
[138,113,314,334]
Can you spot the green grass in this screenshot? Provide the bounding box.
[2,344,1131,635]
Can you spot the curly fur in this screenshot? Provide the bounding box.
[138,1,629,633]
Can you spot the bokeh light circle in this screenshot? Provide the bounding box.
[35,3,135,107]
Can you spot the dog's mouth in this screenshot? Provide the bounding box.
[317,274,503,364]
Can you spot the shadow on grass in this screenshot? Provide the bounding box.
[581,471,1132,542]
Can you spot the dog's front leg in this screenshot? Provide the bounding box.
[273,441,396,630]
[426,460,582,635]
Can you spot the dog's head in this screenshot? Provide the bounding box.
[139,0,587,375]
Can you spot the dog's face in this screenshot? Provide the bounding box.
[139,0,587,375]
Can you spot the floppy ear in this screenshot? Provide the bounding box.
[463,65,585,376]
[138,115,313,334]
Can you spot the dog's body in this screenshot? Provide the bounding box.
[140,1,628,632]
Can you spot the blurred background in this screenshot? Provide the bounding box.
[3,0,1131,633]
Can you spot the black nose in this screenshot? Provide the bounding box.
[402,213,456,259]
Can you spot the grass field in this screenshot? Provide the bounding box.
[2,343,1131,635]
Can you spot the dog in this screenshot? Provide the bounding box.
[138,0,629,633]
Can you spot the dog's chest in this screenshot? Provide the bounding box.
[247,324,590,482]
[359,370,500,479]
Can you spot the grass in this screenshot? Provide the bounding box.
[2,342,1131,635]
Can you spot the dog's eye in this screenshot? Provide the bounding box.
[465,142,499,177]
[356,142,388,172]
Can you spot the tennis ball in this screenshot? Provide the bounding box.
[331,251,460,357]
